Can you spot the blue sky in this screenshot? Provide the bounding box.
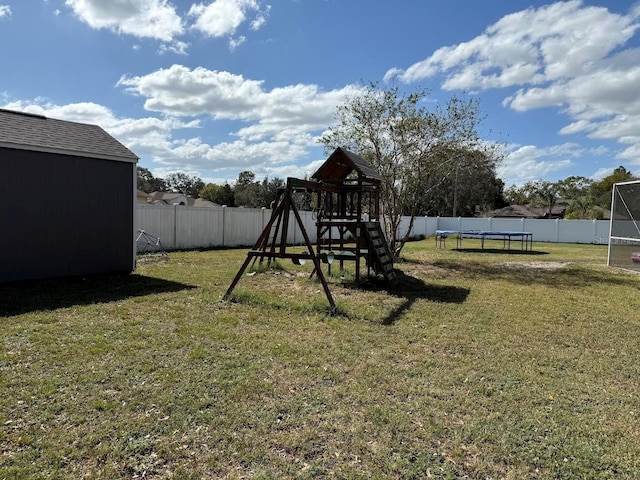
[2,0,640,188]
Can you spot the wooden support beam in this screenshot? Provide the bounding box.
[223,188,337,314]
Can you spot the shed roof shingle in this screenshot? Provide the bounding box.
[0,108,138,162]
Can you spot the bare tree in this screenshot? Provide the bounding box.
[200,182,235,206]
[165,172,205,198]
[320,82,502,258]
[522,181,561,218]
[137,166,166,193]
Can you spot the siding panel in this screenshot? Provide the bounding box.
[1,148,134,282]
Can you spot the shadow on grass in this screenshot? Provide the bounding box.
[0,274,196,316]
[354,270,470,325]
[453,248,549,256]
[226,267,470,324]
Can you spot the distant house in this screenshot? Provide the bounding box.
[137,189,151,204]
[0,108,138,282]
[146,191,220,207]
[191,198,220,208]
[148,191,189,206]
[489,203,566,219]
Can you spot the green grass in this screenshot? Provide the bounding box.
[2,240,640,478]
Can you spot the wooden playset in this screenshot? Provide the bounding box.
[223,147,395,312]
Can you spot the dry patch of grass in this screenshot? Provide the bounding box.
[499,261,568,270]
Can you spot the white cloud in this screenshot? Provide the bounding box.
[0,5,11,18]
[387,1,640,178]
[229,35,246,51]
[63,0,271,52]
[159,40,190,55]
[188,0,268,38]
[499,143,582,186]
[2,99,203,172]
[5,100,118,126]
[389,1,638,89]
[117,64,362,134]
[165,137,308,172]
[250,5,269,30]
[615,142,640,165]
[3,64,359,182]
[505,49,640,117]
[114,65,363,175]
[64,0,183,42]
[117,65,266,118]
[591,167,616,180]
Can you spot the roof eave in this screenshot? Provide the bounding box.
[0,141,139,163]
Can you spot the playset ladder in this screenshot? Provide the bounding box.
[362,222,396,282]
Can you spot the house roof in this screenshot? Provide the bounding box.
[0,108,138,163]
[191,198,220,208]
[490,205,541,218]
[149,192,185,202]
[148,191,220,207]
[489,204,566,219]
[311,147,383,184]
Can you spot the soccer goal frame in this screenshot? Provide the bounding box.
[608,180,640,271]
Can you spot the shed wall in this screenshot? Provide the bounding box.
[1,147,135,281]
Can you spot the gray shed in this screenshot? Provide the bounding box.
[0,108,139,282]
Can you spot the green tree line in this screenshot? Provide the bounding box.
[503,166,637,220]
[137,166,286,208]
[138,156,635,224]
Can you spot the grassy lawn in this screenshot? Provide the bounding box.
[2,239,640,478]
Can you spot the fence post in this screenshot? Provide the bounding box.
[173,204,178,249]
[293,213,297,245]
[262,207,267,246]
[555,218,560,243]
[222,205,226,247]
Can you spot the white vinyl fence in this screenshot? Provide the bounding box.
[136,205,611,251]
[137,205,317,250]
[406,216,610,245]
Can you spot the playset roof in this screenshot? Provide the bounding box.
[311,147,382,184]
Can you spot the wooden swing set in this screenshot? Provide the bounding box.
[223,147,396,313]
